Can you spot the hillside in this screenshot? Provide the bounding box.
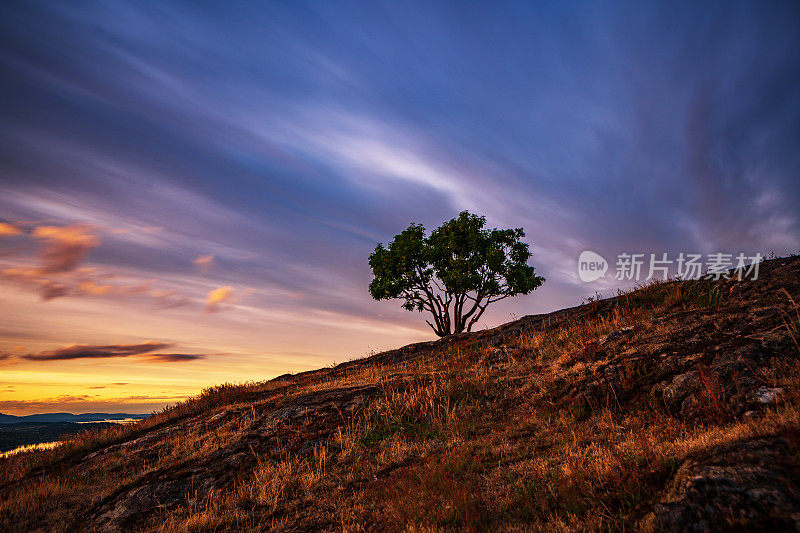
[1,256,799,532]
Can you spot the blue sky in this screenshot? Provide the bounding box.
[0,1,798,413]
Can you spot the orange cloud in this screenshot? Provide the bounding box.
[77,280,114,296]
[2,267,43,280]
[0,222,22,237]
[32,224,100,273]
[205,286,233,312]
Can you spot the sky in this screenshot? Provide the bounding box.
[1,1,798,415]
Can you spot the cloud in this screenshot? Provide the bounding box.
[77,280,114,296]
[0,222,21,237]
[205,285,233,312]
[32,224,100,273]
[2,264,192,307]
[16,342,207,364]
[41,281,70,300]
[1,268,72,300]
[21,341,173,361]
[194,254,215,267]
[143,353,206,362]
[51,395,93,402]
[150,288,191,309]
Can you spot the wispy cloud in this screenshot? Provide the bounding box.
[12,341,208,364]
[21,341,172,361]
[144,353,205,363]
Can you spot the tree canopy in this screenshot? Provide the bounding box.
[368,211,544,337]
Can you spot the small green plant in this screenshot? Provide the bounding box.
[358,422,438,445]
[677,279,723,309]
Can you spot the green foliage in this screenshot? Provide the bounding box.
[359,422,439,446]
[369,211,544,336]
[677,279,723,309]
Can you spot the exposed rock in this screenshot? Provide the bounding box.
[95,479,198,532]
[598,326,635,346]
[209,411,228,422]
[663,371,700,412]
[265,404,318,425]
[750,386,784,405]
[640,438,800,532]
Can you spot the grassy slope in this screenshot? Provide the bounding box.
[1,256,799,532]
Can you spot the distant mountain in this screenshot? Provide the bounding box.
[0,412,150,425]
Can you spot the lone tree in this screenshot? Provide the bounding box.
[368,211,544,337]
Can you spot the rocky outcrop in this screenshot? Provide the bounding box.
[641,437,800,532]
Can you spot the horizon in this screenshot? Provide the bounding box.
[0,411,150,418]
[2,1,799,415]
